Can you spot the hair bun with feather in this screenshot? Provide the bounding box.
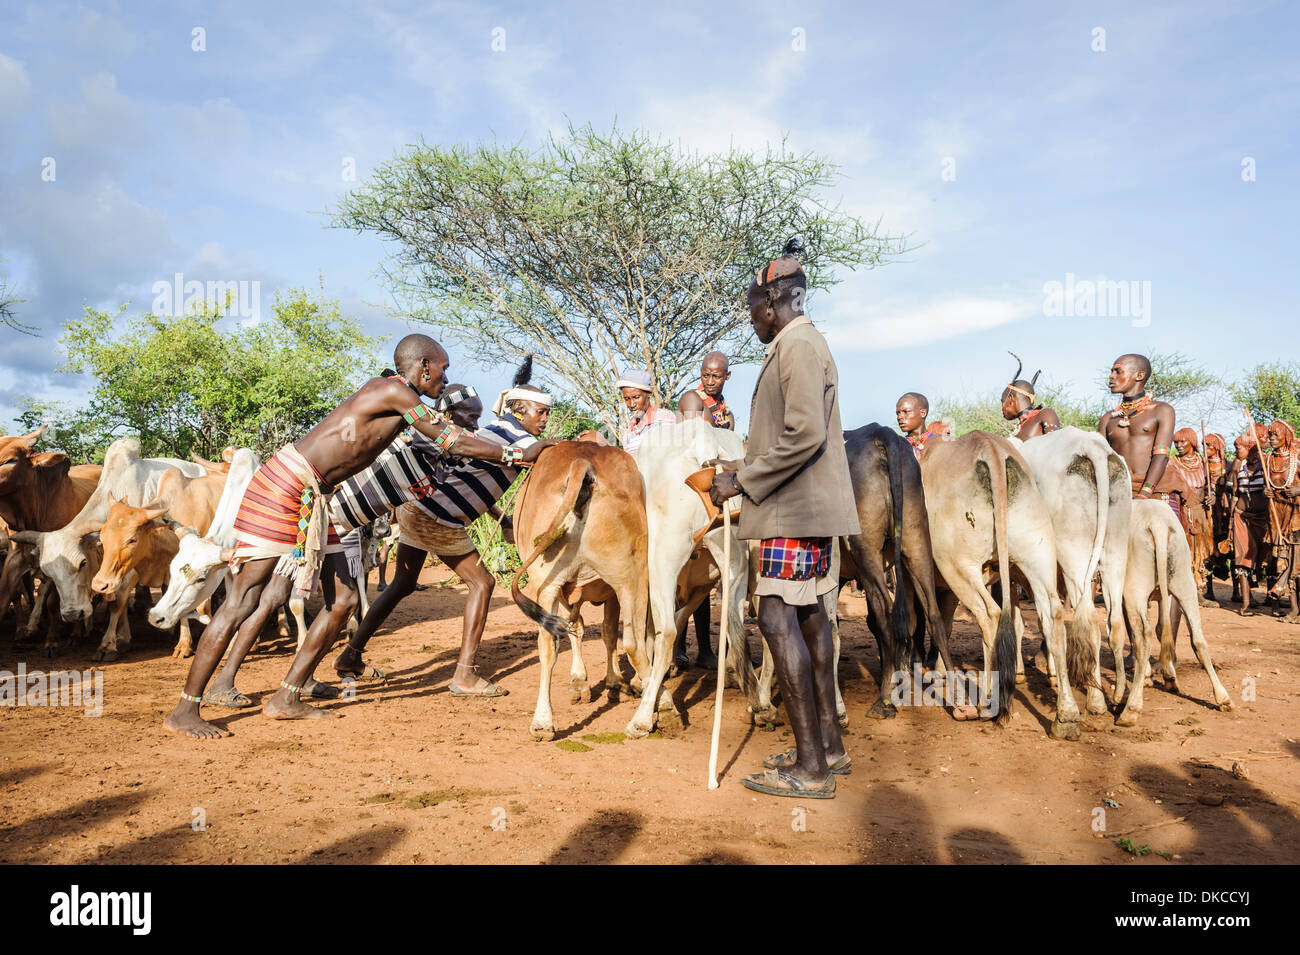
[512,354,534,388]
[782,237,805,259]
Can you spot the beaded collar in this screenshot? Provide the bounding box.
[1113,393,1154,429]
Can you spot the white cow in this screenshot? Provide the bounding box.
[1015,427,1132,714]
[630,419,777,736]
[921,430,1087,739]
[1115,500,1234,724]
[13,439,205,658]
[149,449,260,655]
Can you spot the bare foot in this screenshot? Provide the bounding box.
[163,702,231,739]
[263,689,337,720]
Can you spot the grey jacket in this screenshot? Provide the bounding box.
[736,317,861,540]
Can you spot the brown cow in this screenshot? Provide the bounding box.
[151,465,226,536]
[510,442,652,740]
[0,427,103,531]
[82,497,180,659]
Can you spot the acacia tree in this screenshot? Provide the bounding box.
[332,124,910,429]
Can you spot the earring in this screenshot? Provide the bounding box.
[422,372,431,381]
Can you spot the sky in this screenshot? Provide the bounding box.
[2,0,1297,439]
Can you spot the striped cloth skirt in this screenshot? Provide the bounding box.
[231,447,342,566]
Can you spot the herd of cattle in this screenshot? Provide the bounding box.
[0,418,1235,745]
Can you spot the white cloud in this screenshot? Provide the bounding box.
[822,295,1038,351]
[0,53,31,117]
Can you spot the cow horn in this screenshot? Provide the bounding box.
[11,530,42,545]
[18,425,47,448]
[1007,351,1023,383]
[163,517,196,538]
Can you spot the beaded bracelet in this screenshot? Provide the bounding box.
[501,446,525,466]
[1153,445,1170,456]
[402,403,433,426]
[433,423,463,451]
[180,691,203,704]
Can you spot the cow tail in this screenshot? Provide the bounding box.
[1152,522,1174,657]
[1067,448,1109,691]
[510,457,595,645]
[984,447,1017,723]
[885,435,912,679]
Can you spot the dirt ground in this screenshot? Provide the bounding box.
[1,566,1297,865]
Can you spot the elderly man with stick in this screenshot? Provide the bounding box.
[709,240,860,799]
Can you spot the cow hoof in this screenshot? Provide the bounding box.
[172,645,193,660]
[92,649,118,662]
[1218,699,1235,713]
[529,723,555,741]
[1048,675,1058,689]
[42,645,59,658]
[1016,672,1027,685]
[1199,597,1218,608]
[1049,719,1081,741]
[1086,700,1108,716]
[624,720,651,739]
[1115,709,1140,727]
[569,684,591,704]
[866,700,898,720]
[837,711,849,729]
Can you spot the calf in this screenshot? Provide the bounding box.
[511,442,652,740]
[1115,500,1233,725]
[85,497,180,660]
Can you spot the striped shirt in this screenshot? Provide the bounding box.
[622,406,677,454]
[408,413,537,529]
[329,429,449,534]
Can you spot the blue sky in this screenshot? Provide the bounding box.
[2,0,1296,439]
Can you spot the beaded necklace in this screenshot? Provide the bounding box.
[1266,447,1298,490]
[1113,393,1154,429]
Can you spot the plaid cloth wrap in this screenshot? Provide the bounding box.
[759,536,832,581]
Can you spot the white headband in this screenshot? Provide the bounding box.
[493,387,553,417]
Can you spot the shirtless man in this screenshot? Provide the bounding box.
[896,393,949,459]
[1101,354,1196,642]
[677,352,736,430]
[163,334,552,739]
[1099,354,1188,518]
[1001,353,1061,441]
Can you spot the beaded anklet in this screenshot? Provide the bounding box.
[280,680,301,694]
[180,691,203,704]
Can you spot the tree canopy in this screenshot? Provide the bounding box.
[332,123,910,429]
[1233,362,1300,432]
[16,286,384,462]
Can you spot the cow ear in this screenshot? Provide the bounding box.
[105,490,118,506]
[32,451,70,471]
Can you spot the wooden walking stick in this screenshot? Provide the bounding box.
[708,465,732,790]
